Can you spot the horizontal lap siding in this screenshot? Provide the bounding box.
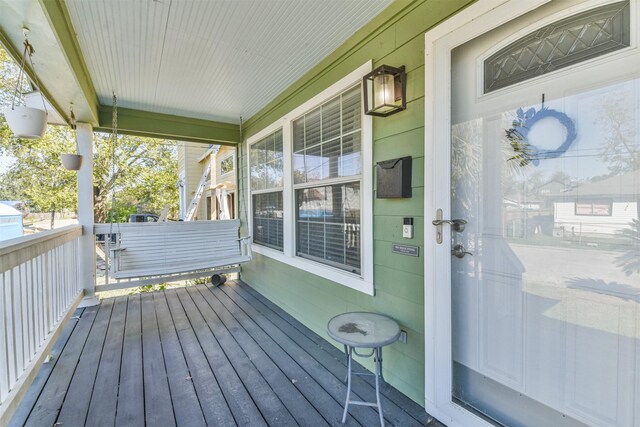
[238,0,474,404]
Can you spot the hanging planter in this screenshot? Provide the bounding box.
[3,106,47,138]
[61,107,83,171]
[2,28,48,139]
[61,153,83,170]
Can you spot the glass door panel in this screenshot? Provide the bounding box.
[449,3,639,426]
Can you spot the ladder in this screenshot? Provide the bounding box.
[185,164,211,221]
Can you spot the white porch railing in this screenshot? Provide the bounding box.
[0,225,84,424]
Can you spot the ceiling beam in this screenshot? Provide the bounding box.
[97,106,240,145]
[37,0,99,124]
[0,29,67,123]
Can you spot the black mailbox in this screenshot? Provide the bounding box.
[376,156,412,198]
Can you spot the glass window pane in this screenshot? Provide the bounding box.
[342,86,361,133]
[322,138,341,180]
[296,183,360,273]
[293,118,305,152]
[341,133,361,177]
[274,129,283,161]
[322,97,341,142]
[293,152,306,184]
[250,129,283,191]
[305,108,321,149]
[252,191,283,251]
[305,144,322,183]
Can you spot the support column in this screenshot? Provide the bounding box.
[76,123,99,307]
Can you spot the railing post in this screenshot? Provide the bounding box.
[76,123,99,307]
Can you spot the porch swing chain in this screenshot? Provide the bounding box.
[108,93,121,246]
[11,32,48,113]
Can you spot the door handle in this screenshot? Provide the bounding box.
[452,244,473,259]
[431,218,467,232]
[433,209,467,244]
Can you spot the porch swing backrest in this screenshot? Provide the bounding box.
[99,219,251,279]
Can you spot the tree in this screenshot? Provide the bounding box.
[1,45,179,226]
[0,126,78,228]
[615,219,640,277]
[598,91,640,175]
[93,132,179,223]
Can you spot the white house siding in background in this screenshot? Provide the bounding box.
[552,170,640,236]
[177,142,210,220]
[212,145,237,220]
[177,144,237,221]
[554,201,638,235]
[0,203,24,241]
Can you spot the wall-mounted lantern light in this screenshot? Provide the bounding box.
[363,64,406,117]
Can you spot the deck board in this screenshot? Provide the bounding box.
[7,308,85,427]
[187,285,330,427]
[85,296,128,427]
[115,294,144,427]
[23,305,99,427]
[212,284,381,426]
[11,281,438,427]
[153,291,207,427]
[56,298,114,426]
[140,293,176,427]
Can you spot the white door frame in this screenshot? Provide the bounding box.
[422,1,550,425]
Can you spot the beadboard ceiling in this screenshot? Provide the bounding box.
[64,0,393,124]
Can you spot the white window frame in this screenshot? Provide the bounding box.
[247,61,374,295]
[219,152,235,177]
[248,126,285,251]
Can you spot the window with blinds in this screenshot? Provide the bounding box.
[292,85,362,273]
[250,129,284,250]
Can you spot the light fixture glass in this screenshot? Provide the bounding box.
[363,65,406,117]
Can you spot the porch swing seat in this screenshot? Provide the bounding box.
[96,219,251,280]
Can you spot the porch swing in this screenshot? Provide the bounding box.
[94,95,251,291]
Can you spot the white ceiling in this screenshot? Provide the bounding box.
[64,0,393,124]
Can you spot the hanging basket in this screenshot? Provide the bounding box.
[61,153,83,171]
[3,106,47,139]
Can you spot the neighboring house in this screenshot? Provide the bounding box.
[0,202,24,241]
[177,142,209,220]
[552,169,640,236]
[177,143,236,220]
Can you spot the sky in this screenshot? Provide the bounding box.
[0,154,14,172]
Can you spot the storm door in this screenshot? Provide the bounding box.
[438,1,639,425]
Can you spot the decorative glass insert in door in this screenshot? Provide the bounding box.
[484,1,630,93]
[450,3,639,426]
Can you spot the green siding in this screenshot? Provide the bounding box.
[239,0,474,405]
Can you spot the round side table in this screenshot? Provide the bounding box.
[327,312,400,427]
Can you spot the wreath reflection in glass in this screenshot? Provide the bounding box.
[506,106,577,167]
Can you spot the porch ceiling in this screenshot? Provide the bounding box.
[0,0,393,139]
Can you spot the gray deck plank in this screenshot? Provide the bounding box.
[115,293,144,427]
[225,281,429,427]
[152,291,207,427]
[13,281,436,427]
[85,296,128,427]
[164,288,267,427]
[55,298,115,426]
[8,308,84,427]
[206,284,382,426]
[188,285,333,427]
[23,305,100,427]
[140,292,176,427]
[179,286,304,426]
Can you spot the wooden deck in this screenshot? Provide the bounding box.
[9,281,440,427]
